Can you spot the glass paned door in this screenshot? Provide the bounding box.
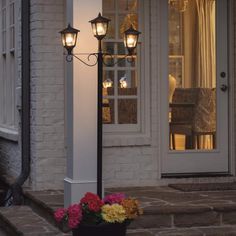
[161,0,228,174]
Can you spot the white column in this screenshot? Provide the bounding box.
[64,0,102,206]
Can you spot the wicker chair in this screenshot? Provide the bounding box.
[170,88,216,150]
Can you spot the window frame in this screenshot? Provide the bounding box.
[0,0,18,140]
[103,0,150,145]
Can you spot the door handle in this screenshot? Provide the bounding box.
[220,84,228,92]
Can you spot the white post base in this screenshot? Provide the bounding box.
[64,177,98,207]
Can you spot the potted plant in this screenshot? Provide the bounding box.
[54,192,143,236]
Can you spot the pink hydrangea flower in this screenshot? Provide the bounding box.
[54,208,66,222]
[68,218,79,229]
[80,192,104,212]
[103,193,126,204]
[68,204,82,220]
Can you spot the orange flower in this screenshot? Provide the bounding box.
[121,198,143,220]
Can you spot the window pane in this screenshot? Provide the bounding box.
[2,9,6,29]
[2,31,6,53]
[103,99,114,124]
[103,42,115,66]
[103,0,115,11]
[169,7,183,55]
[169,0,216,151]
[119,13,138,39]
[2,0,6,8]
[118,0,138,12]
[118,70,137,95]
[118,99,137,124]
[104,14,115,39]
[117,43,136,67]
[10,3,15,25]
[10,27,15,50]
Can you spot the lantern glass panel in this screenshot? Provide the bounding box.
[65,33,77,47]
[97,22,108,36]
[124,34,137,49]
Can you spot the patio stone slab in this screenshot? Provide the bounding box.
[169,182,236,192]
[0,206,68,236]
[20,185,236,234]
[128,225,236,236]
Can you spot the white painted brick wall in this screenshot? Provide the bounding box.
[30,0,66,190]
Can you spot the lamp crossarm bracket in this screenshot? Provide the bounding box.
[65,53,98,67]
[102,52,135,66]
[65,52,135,66]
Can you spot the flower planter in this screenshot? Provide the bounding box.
[72,222,127,236]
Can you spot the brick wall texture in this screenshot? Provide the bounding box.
[30,0,65,190]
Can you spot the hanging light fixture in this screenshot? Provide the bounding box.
[168,0,189,12]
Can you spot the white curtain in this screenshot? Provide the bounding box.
[195,0,216,149]
[183,0,216,149]
[195,0,216,88]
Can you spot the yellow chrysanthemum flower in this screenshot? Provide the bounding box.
[101,204,126,223]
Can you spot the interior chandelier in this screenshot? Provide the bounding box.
[168,0,189,12]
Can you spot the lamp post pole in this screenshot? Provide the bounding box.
[97,39,103,198]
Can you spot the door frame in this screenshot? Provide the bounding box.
[158,0,235,176]
[228,0,235,176]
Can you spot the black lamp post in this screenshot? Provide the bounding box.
[60,13,141,198]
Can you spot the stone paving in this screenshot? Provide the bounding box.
[2,185,236,235]
[127,226,236,235]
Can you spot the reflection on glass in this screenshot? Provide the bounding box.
[118,99,137,124]
[118,70,137,95]
[103,99,114,124]
[103,71,114,95]
[119,14,138,38]
[117,43,136,67]
[169,0,216,151]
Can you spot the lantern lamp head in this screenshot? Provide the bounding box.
[89,13,110,40]
[124,25,141,55]
[60,24,80,55]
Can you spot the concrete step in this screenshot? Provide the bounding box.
[0,206,70,235]
[109,186,236,229]
[24,190,67,232]
[24,187,236,231]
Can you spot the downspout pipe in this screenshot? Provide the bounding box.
[18,0,31,186]
[5,0,31,205]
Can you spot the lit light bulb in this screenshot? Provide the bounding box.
[97,23,105,36]
[127,36,136,47]
[66,33,74,46]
